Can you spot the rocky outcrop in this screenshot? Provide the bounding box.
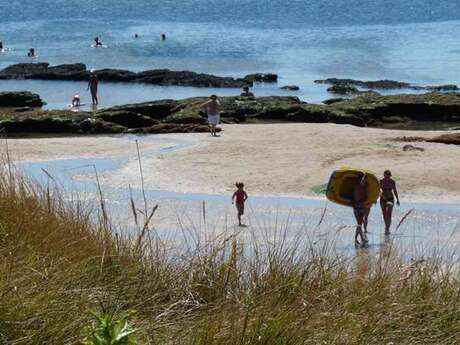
[0,91,44,107]
[3,92,460,136]
[426,84,459,92]
[95,110,158,128]
[327,84,360,94]
[328,92,460,125]
[322,98,346,105]
[316,78,459,93]
[0,63,278,88]
[402,144,425,152]
[243,73,278,83]
[137,124,221,134]
[101,100,179,119]
[316,78,412,90]
[280,85,300,91]
[427,133,460,145]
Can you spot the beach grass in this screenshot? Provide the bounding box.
[1,167,460,344]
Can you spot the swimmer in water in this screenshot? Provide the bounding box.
[0,41,3,50]
[94,36,103,47]
[27,48,35,57]
[134,33,139,39]
[161,33,166,41]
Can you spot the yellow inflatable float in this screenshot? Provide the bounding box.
[326,168,380,207]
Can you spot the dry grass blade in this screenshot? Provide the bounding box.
[136,204,159,251]
[395,208,415,232]
[135,140,148,218]
[317,203,328,227]
[129,185,139,227]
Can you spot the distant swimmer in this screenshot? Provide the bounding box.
[87,70,99,105]
[27,48,35,57]
[71,93,81,107]
[240,86,255,99]
[94,36,103,47]
[0,41,3,50]
[134,33,139,39]
[200,95,221,137]
[353,172,370,245]
[161,33,166,41]
[379,170,400,235]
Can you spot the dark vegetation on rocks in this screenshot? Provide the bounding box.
[2,90,460,136]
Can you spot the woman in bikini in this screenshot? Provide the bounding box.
[380,170,400,235]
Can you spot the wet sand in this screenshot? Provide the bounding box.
[99,124,459,203]
[5,123,460,202]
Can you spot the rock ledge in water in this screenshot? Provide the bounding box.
[0,63,279,88]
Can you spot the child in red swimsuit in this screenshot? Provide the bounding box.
[232,182,248,227]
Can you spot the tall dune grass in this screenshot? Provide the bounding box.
[1,166,460,344]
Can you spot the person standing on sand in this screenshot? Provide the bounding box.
[200,95,221,137]
[380,170,400,235]
[232,182,248,227]
[353,172,370,245]
[87,70,99,105]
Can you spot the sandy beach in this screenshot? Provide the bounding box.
[5,123,460,203]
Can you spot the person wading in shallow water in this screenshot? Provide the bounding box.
[200,95,221,137]
[380,170,400,235]
[94,36,103,47]
[232,182,248,227]
[87,70,99,105]
[353,172,370,245]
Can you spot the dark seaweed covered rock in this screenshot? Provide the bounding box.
[316,77,459,93]
[427,133,460,145]
[4,91,460,136]
[79,119,126,134]
[0,62,279,88]
[243,73,278,83]
[96,110,157,128]
[327,84,360,94]
[141,123,221,134]
[0,117,77,133]
[0,91,43,107]
[101,100,178,119]
[316,78,412,90]
[426,84,459,92]
[280,85,300,91]
[322,98,346,105]
[161,111,207,124]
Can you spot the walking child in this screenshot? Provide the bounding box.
[232,182,248,227]
[71,93,81,107]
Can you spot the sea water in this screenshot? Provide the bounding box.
[1,1,460,107]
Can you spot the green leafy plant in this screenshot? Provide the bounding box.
[84,311,139,345]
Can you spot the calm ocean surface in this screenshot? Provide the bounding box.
[1,0,460,108]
